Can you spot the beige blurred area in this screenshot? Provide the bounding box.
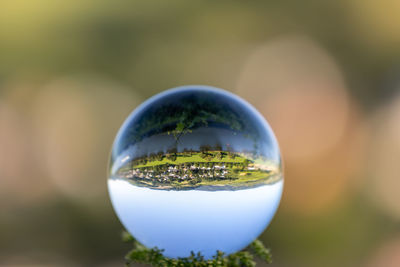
[236,36,350,160]
[0,0,399,266]
[367,93,400,220]
[32,77,142,201]
[0,83,54,206]
[236,36,368,215]
[1,77,141,205]
[366,236,400,267]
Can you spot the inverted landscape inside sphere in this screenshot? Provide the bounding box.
[109,87,282,190]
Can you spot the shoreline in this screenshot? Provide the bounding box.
[110,174,283,191]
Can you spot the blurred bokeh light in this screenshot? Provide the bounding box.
[0,1,399,266]
[32,76,142,201]
[236,36,368,215]
[366,236,400,267]
[367,93,400,221]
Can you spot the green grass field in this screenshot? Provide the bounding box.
[131,152,247,169]
[116,151,281,190]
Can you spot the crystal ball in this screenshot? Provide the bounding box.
[108,86,283,259]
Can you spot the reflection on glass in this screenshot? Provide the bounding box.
[108,86,283,259]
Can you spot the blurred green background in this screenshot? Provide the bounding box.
[1,0,400,266]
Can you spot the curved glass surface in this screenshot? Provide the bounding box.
[108,86,283,259]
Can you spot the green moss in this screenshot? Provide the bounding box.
[122,231,272,267]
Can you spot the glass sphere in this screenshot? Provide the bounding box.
[108,86,283,259]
